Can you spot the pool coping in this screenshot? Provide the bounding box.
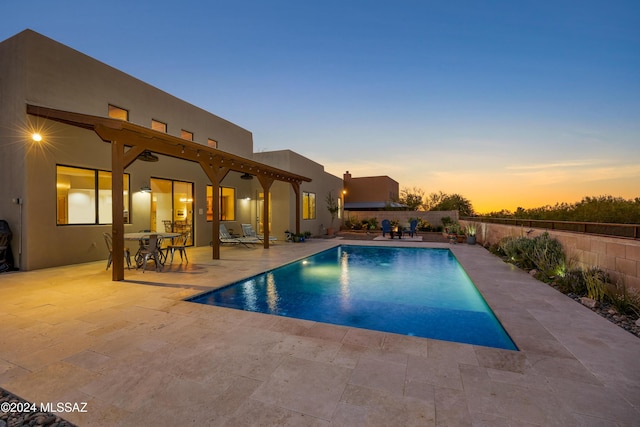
[186,243,518,351]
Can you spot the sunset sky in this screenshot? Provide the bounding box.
[2,1,638,213]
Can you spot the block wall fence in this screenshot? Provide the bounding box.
[460,220,640,292]
[343,210,459,229]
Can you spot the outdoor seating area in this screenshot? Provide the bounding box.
[0,239,638,425]
[219,224,261,247]
[122,231,183,272]
[379,219,421,240]
[242,223,277,243]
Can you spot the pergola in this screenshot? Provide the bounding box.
[27,104,312,281]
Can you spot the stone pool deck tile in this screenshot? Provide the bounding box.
[1,238,640,426]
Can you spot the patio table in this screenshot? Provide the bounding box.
[124,232,182,269]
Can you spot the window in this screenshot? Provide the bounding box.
[151,119,167,133]
[181,129,193,141]
[302,191,316,220]
[206,186,235,221]
[207,139,217,149]
[108,105,128,121]
[56,165,130,225]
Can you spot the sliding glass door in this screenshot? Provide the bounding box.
[150,178,193,245]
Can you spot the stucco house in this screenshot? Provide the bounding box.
[0,29,343,276]
[342,171,401,210]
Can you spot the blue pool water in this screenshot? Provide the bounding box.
[188,245,517,350]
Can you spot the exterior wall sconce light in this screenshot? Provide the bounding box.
[140,184,152,193]
[32,133,43,142]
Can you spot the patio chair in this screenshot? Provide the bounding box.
[381,219,392,237]
[241,223,277,243]
[404,220,418,238]
[135,234,162,272]
[220,224,260,248]
[103,233,132,270]
[165,231,190,264]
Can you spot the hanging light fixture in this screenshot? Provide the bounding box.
[240,173,253,180]
[137,150,159,162]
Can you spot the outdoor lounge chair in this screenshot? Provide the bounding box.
[404,219,418,237]
[219,224,260,247]
[103,232,132,270]
[241,223,277,243]
[381,219,392,237]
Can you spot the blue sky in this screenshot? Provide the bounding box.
[2,0,639,212]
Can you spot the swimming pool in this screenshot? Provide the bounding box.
[188,245,517,350]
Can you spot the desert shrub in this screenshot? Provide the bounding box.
[527,232,565,279]
[489,242,504,256]
[608,281,640,316]
[417,219,431,231]
[583,267,609,302]
[556,268,587,294]
[366,217,378,230]
[344,216,357,229]
[499,236,536,270]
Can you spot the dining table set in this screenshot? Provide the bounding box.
[124,231,182,272]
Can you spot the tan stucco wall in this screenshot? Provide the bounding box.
[0,31,29,269]
[461,221,640,292]
[254,150,343,235]
[343,173,399,203]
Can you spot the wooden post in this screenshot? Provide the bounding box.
[257,175,274,249]
[291,182,301,234]
[111,139,125,281]
[199,159,229,259]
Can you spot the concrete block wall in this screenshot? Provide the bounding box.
[461,221,640,292]
[344,211,459,229]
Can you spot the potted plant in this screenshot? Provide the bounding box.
[445,221,463,243]
[326,192,340,236]
[465,223,477,245]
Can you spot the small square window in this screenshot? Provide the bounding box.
[181,130,193,141]
[108,105,128,121]
[151,119,167,133]
[207,139,218,149]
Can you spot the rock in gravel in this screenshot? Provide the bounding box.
[580,297,598,309]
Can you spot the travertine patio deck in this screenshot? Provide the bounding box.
[1,239,639,426]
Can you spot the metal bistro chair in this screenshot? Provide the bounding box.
[165,231,190,264]
[103,233,132,270]
[135,234,162,272]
